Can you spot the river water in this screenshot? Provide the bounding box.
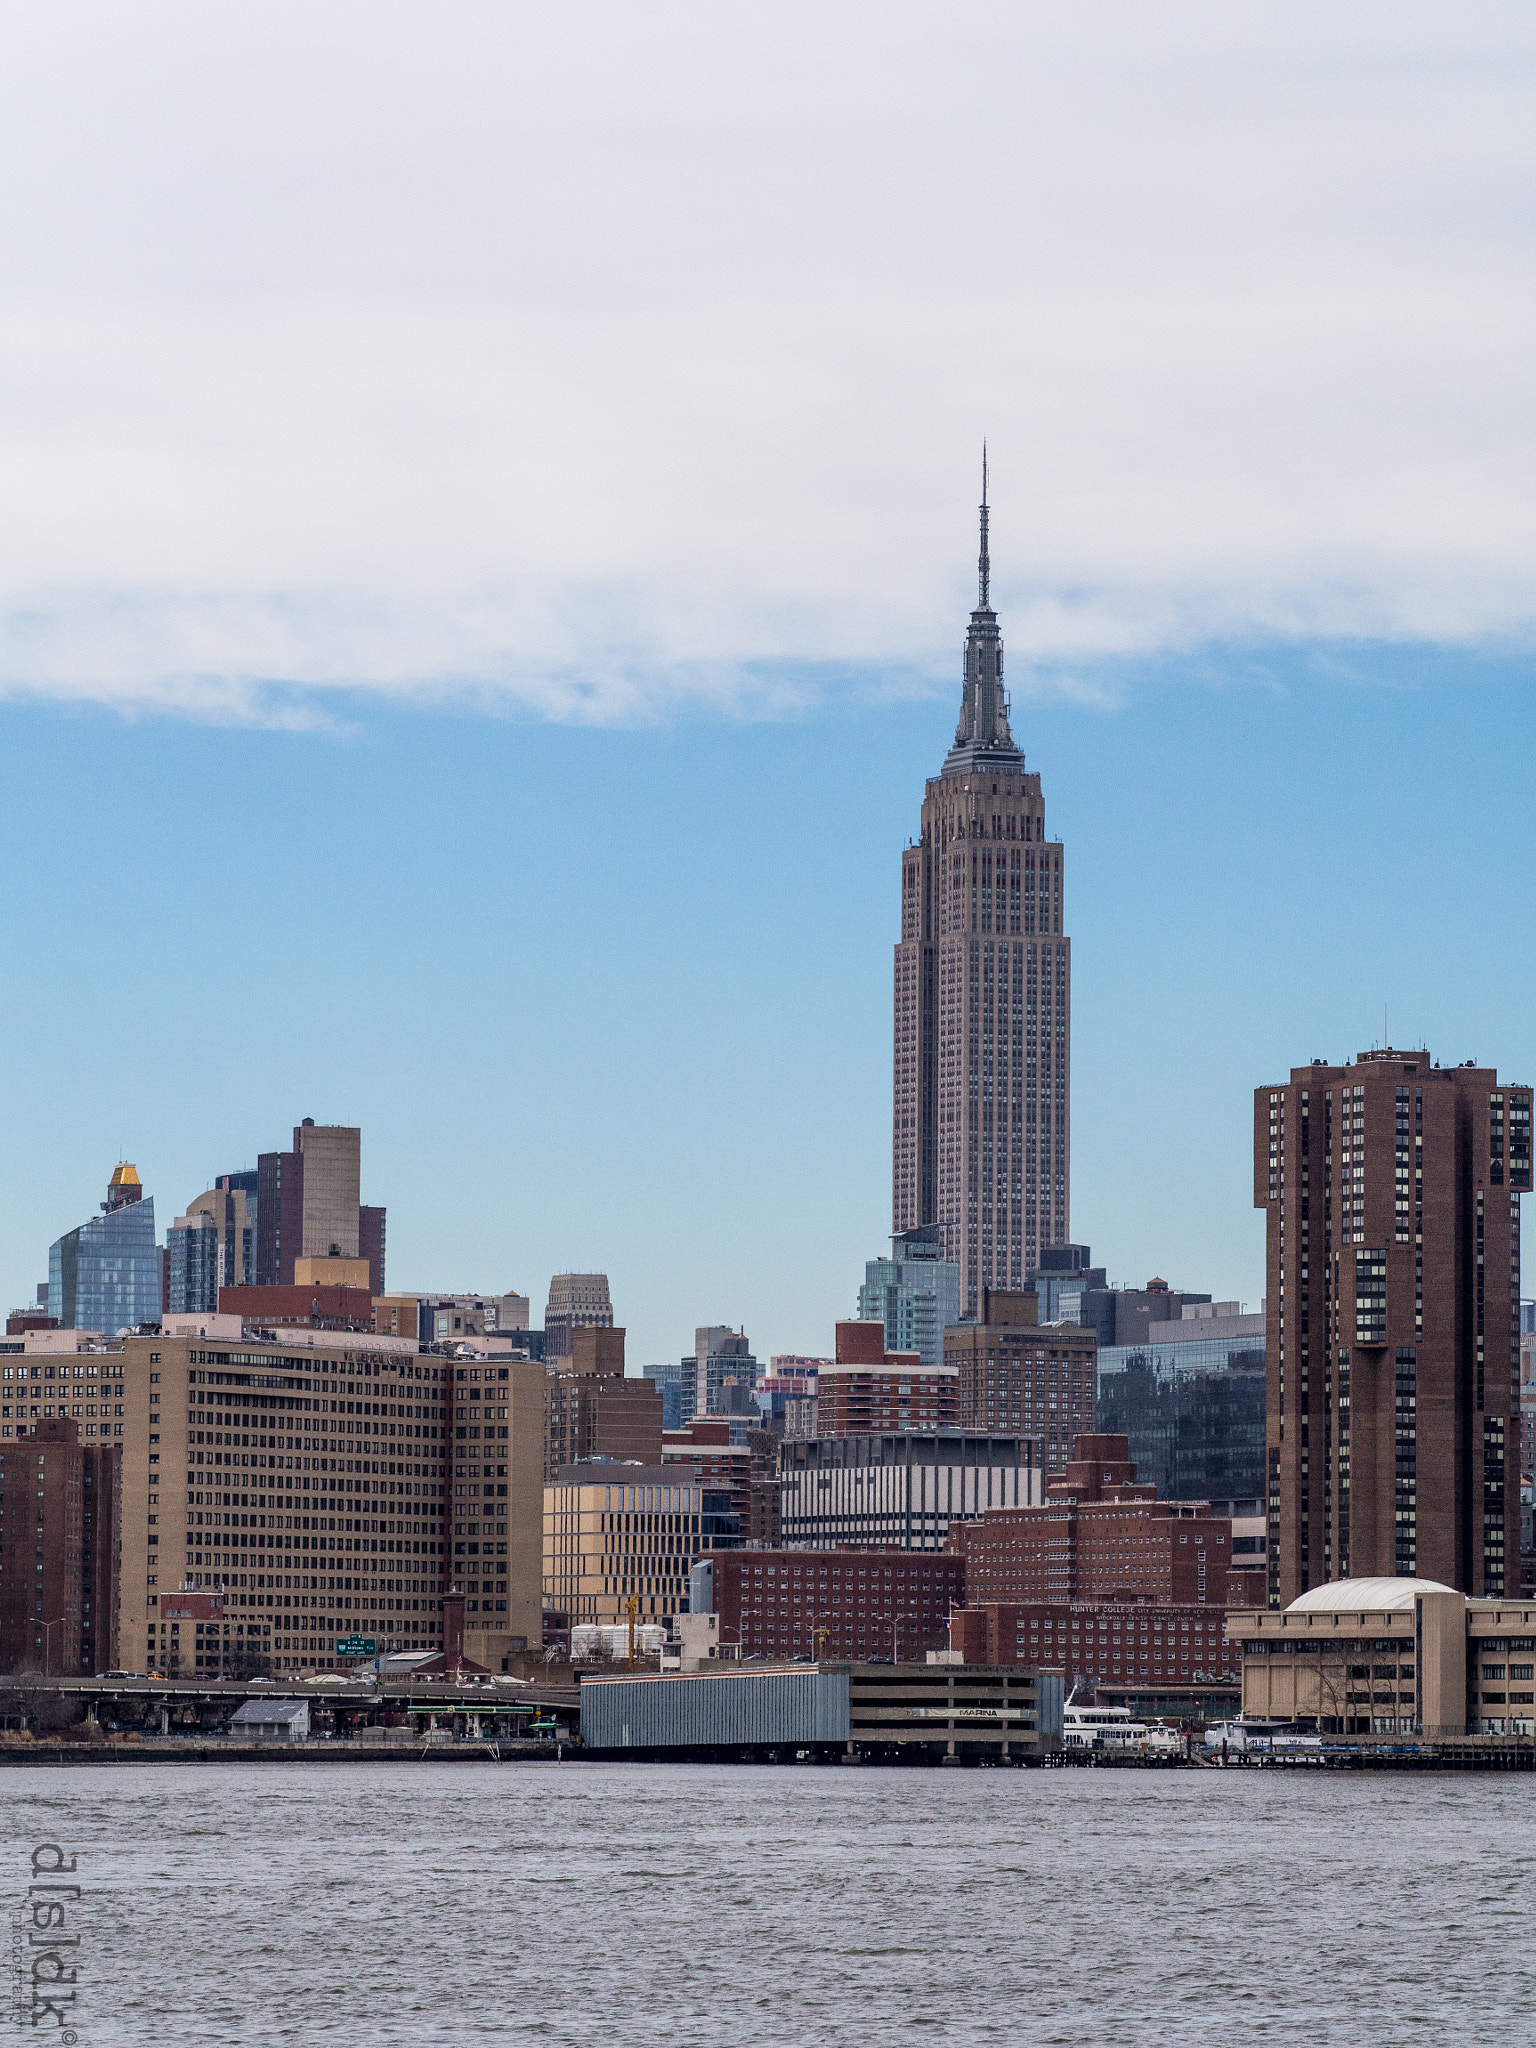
[6,1760,1534,2046]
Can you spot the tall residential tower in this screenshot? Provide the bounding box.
[1255,1049,1530,1606]
[255,1121,385,1292]
[893,465,1070,1313]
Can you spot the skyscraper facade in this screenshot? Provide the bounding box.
[255,1122,382,1288]
[692,1325,757,1420]
[210,1172,259,1287]
[893,469,1071,1314]
[167,1173,258,1315]
[1095,1314,1267,1507]
[944,1288,1097,1477]
[294,1121,361,1261]
[48,1165,161,1333]
[542,1274,613,1362]
[641,1360,693,1432]
[358,1206,387,1296]
[166,1212,221,1317]
[1256,1049,1532,1606]
[856,1225,961,1375]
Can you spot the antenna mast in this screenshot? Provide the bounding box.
[978,442,990,609]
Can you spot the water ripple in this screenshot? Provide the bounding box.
[3,1761,1532,2046]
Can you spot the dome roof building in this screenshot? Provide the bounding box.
[1285,1577,1456,1614]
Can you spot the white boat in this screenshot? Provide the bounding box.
[1202,1716,1323,1754]
[1062,1688,1184,1755]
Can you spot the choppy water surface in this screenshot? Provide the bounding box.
[5,1760,1534,2046]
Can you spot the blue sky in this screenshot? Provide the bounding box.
[0,5,1532,1361]
[3,635,1532,1364]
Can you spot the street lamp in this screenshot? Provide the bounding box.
[39,1616,66,1676]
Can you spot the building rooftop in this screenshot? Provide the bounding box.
[1285,1577,1457,1613]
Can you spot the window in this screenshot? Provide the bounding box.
[1355,1250,1387,1343]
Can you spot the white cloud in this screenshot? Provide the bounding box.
[0,1,1531,723]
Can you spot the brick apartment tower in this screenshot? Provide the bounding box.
[945,1286,1097,1477]
[0,1419,120,1677]
[817,1321,961,1436]
[543,1327,664,1481]
[893,460,1070,1313]
[1256,1050,1532,1607]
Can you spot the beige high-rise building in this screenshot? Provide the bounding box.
[105,1324,449,1676]
[893,465,1070,1312]
[294,1121,361,1261]
[256,1119,384,1290]
[543,1273,613,1361]
[16,1315,550,1676]
[448,1354,545,1670]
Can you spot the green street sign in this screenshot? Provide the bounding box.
[336,1635,377,1657]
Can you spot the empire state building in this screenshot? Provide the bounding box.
[892,466,1070,1312]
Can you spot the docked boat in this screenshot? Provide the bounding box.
[1062,1689,1184,1755]
[1202,1716,1323,1754]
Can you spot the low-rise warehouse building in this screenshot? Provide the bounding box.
[580,1660,1063,1763]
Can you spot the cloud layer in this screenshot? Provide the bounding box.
[1,2,1531,722]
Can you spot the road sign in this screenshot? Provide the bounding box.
[336,1635,377,1657]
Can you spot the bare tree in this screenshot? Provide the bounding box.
[221,1642,273,1682]
[0,1678,88,1733]
[1312,1656,1352,1737]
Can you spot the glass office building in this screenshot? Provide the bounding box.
[49,1191,161,1333]
[166,1214,220,1316]
[642,1360,693,1432]
[1096,1335,1265,1505]
[857,1227,961,1375]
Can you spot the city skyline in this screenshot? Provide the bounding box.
[2,9,1531,1374]
[1,8,1533,2038]
[5,651,1533,1372]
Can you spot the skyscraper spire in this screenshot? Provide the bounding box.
[944,445,1018,773]
[979,442,990,611]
